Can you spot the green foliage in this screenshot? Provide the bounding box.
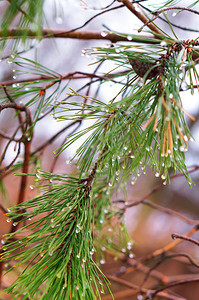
[2,172,111,299]
[1,1,199,299]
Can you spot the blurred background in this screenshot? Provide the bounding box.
[0,0,199,299]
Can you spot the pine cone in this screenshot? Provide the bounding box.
[129,59,161,79]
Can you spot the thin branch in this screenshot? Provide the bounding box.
[147,277,199,299]
[0,29,160,43]
[107,275,184,300]
[117,0,162,36]
[171,233,199,247]
[141,199,199,225]
[125,165,199,210]
[139,6,199,32]
[65,4,124,34]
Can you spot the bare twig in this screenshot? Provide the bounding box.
[171,233,199,247]
[139,6,199,32]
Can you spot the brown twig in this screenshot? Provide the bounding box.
[106,274,184,300]
[146,277,199,299]
[117,0,162,36]
[139,6,199,33]
[0,29,160,43]
[141,199,199,225]
[171,233,199,247]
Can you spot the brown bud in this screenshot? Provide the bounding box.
[129,59,160,79]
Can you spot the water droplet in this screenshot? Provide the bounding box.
[179,145,185,152]
[101,31,107,37]
[6,219,11,223]
[101,246,106,251]
[163,181,167,185]
[28,217,32,221]
[129,253,134,258]
[1,239,5,245]
[137,295,143,300]
[49,251,53,256]
[108,182,112,187]
[99,219,103,224]
[90,248,94,255]
[161,175,166,180]
[82,258,86,263]
[13,75,17,79]
[6,59,13,64]
[127,35,133,41]
[76,254,80,259]
[81,49,86,56]
[130,155,135,159]
[184,135,188,142]
[25,87,30,91]
[121,248,126,253]
[124,146,128,151]
[172,12,177,17]
[160,41,167,47]
[12,83,17,88]
[75,285,79,290]
[100,259,105,265]
[104,209,108,214]
[108,228,112,232]
[13,222,18,227]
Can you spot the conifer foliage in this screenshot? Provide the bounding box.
[0,1,199,299]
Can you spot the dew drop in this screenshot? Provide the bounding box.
[100,259,105,265]
[12,83,17,88]
[108,182,112,187]
[129,253,134,258]
[121,248,126,253]
[127,35,133,41]
[13,222,18,227]
[101,246,106,251]
[6,219,11,223]
[172,12,177,17]
[160,41,167,47]
[76,254,80,259]
[99,219,103,224]
[101,31,107,37]
[6,59,13,64]
[108,227,112,232]
[1,239,5,245]
[13,75,17,79]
